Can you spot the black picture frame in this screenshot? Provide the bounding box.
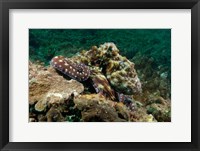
[0,0,199,151]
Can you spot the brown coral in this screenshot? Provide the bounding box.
[74,94,129,122]
[29,62,84,112]
[145,96,171,122]
[46,106,65,122]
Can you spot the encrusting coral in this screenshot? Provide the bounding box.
[29,62,84,112]
[74,94,129,122]
[131,55,171,99]
[145,96,171,122]
[46,106,65,122]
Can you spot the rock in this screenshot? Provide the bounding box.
[37,114,47,122]
[46,106,65,122]
[74,94,129,122]
[131,55,171,100]
[114,102,130,121]
[130,108,157,122]
[146,96,171,122]
[29,62,84,112]
[29,118,37,122]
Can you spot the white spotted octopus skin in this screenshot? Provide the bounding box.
[50,56,90,81]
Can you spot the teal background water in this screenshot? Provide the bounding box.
[29,29,170,67]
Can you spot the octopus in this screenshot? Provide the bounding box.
[51,55,116,101]
[50,43,142,111]
[90,69,116,101]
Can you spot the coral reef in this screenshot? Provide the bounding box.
[29,61,84,112]
[29,42,171,122]
[46,106,65,122]
[74,94,129,122]
[132,55,171,99]
[129,108,157,122]
[145,96,171,122]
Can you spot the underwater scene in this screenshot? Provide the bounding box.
[29,29,171,122]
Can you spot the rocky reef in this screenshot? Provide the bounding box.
[132,55,171,100]
[29,43,171,122]
[74,94,129,122]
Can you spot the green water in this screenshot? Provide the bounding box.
[29,29,171,67]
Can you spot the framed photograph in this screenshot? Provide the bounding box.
[0,0,199,150]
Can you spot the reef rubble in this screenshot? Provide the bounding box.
[74,94,129,122]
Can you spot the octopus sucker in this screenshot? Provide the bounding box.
[51,56,90,82]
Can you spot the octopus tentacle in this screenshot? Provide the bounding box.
[50,56,90,81]
[90,69,116,101]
